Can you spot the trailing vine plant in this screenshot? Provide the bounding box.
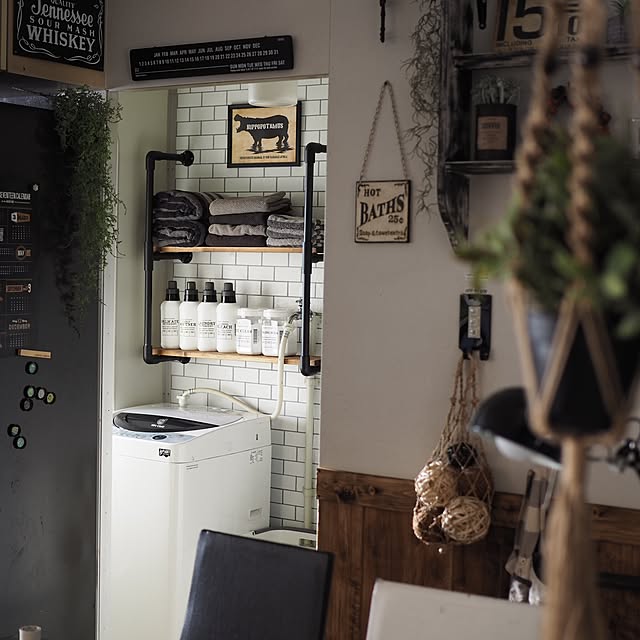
[51,86,122,330]
[405,0,442,214]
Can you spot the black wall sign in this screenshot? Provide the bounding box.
[130,35,294,82]
[13,0,104,71]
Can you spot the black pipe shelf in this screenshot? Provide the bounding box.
[152,348,321,367]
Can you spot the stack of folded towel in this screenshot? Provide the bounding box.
[152,190,221,247]
[266,214,325,251]
[206,191,291,247]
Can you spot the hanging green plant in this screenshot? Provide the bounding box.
[51,86,122,329]
[405,0,441,215]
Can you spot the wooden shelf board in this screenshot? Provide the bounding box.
[156,246,304,254]
[445,160,515,176]
[152,348,321,366]
[454,45,631,71]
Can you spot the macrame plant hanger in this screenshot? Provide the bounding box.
[511,1,640,639]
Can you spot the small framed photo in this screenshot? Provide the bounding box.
[227,103,301,168]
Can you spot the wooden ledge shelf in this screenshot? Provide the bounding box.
[453,45,632,71]
[156,246,307,254]
[152,348,321,366]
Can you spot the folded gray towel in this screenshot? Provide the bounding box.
[210,192,290,216]
[153,221,207,247]
[266,237,302,247]
[208,212,272,226]
[153,191,222,221]
[206,234,267,247]
[267,213,304,230]
[208,224,266,237]
[267,227,303,239]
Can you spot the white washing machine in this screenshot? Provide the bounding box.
[110,403,271,640]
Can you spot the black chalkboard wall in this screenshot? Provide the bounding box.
[0,103,98,640]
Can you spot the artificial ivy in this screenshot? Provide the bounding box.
[51,86,122,329]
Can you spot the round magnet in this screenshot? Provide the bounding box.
[36,387,46,401]
[20,398,33,411]
[25,361,39,375]
[44,391,56,405]
[7,424,21,437]
[13,435,27,449]
[23,385,36,399]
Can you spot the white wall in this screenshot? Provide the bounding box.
[321,0,640,510]
[106,0,330,90]
[165,79,327,527]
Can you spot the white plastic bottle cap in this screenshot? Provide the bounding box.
[20,626,42,640]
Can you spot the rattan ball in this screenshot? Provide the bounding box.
[457,465,493,501]
[440,496,491,544]
[415,461,459,509]
[412,502,447,544]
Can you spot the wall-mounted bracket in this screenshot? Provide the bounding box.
[459,293,491,360]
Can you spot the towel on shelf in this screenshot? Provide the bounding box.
[153,190,222,221]
[153,221,207,247]
[208,224,267,237]
[208,212,273,226]
[205,234,267,247]
[266,237,302,248]
[267,227,303,239]
[209,192,291,216]
[266,215,325,250]
[266,213,304,232]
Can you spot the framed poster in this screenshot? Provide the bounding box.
[13,0,105,70]
[227,103,301,168]
[494,0,580,52]
[355,180,410,243]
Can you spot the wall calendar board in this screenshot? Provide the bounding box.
[0,187,36,356]
[13,0,105,70]
[494,0,580,52]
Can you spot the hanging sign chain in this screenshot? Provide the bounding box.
[358,80,410,182]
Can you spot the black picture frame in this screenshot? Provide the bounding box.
[227,102,302,168]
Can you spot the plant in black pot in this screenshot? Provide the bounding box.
[459,129,640,438]
[472,75,519,161]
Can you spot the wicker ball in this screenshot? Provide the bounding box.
[414,461,459,509]
[440,496,491,545]
[412,502,447,544]
[457,466,493,501]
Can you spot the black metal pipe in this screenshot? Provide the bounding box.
[144,150,194,365]
[300,143,326,377]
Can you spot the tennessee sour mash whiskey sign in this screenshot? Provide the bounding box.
[14,0,104,71]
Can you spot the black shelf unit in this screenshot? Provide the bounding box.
[437,5,631,248]
[142,144,325,376]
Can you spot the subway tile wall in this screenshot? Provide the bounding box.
[168,80,327,529]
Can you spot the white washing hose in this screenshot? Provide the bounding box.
[177,321,295,421]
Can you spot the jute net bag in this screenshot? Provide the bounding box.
[510,1,640,638]
[413,354,494,545]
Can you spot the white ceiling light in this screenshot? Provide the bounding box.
[248,80,298,107]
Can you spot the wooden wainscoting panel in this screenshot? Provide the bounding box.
[318,498,365,640]
[318,467,640,640]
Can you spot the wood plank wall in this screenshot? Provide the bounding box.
[317,468,640,640]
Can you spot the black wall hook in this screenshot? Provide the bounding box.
[380,0,386,42]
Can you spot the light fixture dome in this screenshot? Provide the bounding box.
[248,80,298,107]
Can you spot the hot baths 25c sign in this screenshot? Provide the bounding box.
[14,0,104,71]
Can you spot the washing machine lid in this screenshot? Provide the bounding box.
[113,404,241,433]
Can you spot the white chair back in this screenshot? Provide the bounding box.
[365,579,540,640]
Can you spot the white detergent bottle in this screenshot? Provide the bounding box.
[160,280,181,349]
[179,281,199,351]
[216,282,239,353]
[197,282,218,351]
